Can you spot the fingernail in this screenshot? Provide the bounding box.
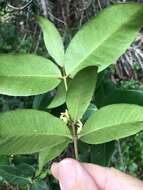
[58,159,77,189]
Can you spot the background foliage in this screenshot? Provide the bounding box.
[1,0,143,189]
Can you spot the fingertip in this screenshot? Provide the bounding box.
[58,158,98,190]
[51,158,76,179]
[59,158,79,166]
[51,162,59,179]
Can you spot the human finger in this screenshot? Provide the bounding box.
[51,158,99,190]
[82,163,143,190]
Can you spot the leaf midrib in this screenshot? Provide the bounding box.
[0,132,71,139]
[80,121,143,138]
[72,85,83,122]
[0,75,61,78]
[0,168,30,182]
[40,140,70,152]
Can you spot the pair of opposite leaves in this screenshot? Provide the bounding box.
[0,3,143,96]
[1,3,143,170]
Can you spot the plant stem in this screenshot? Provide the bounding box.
[62,68,79,160]
[62,67,68,92]
[117,140,126,172]
[71,123,79,160]
[63,76,68,91]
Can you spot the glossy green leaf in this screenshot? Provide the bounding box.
[65,3,143,76]
[16,163,35,177]
[0,156,9,165]
[39,140,69,171]
[31,179,48,190]
[13,155,35,166]
[80,104,143,144]
[48,82,66,108]
[66,67,97,121]
[78,141,91,162]
[90,141,115,166]
[0,54,61,96]
[95,80,143,108]
[0,165,31,186]
[82,103,97,122]
[37,16,64,66]
[106,89,143,106]
[0,109,71,155]
[33,92,52,110]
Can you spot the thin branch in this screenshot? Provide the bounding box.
[48,11,66,25]
[7,1,33,11]
[97,0,102,10]
[78,0,92,11]
[63,76,68,91]
[34,31,42,53]
[117,140,126,172]
[40,0,48,17]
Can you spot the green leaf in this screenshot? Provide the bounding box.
[16,163,35,177]
[48,82,66,109]
[0,109,71,155]
[80,104,143,144]
[65,3,143,76]
[78,141,115,165]
[78,141,91,162]
[37,16,64,66]
[107,89,143,106]
[82,103,97,122]
[13,155,35,166]
[95,80,143,108]
[0,156,9,165]
[39,140,69,171]
[0,165,31,186]
[90,141,115,166]
[33,92,52,110]
[31,179,49,190]
[0,54,61,96]
[66,67,97,121]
